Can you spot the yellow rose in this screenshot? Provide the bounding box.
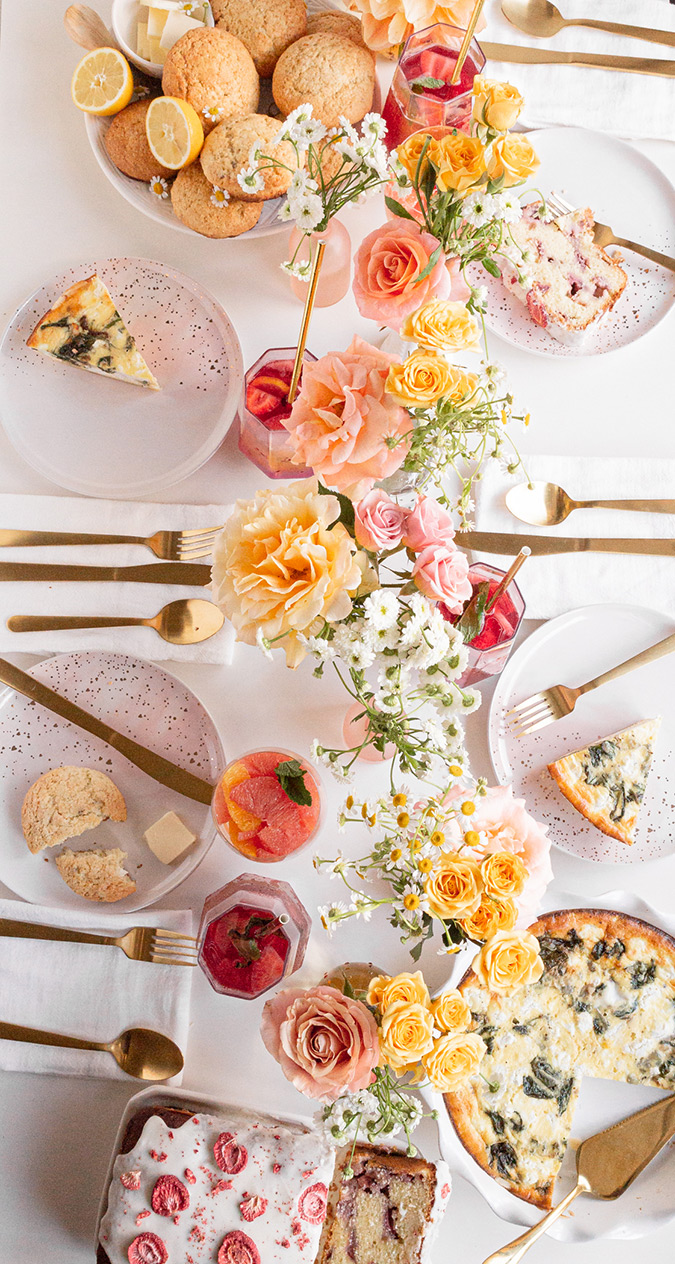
[430,989,472,1033]
[379,1000,435,1070]
[386,351,454,407]
[212,480,363,668]
[380,971,430,1011]
[429,132,485,195]
[473,929,544,994]
[424,852,483,920]
[422,1032,486,1091]
[400,299,481,354]
[397,131,434,183]
[487,134,539,188]
[481,851,527,900]
[472,77,523,132]
[459,894,515,942]
[444,366,479,404]
[366,974,390,1008]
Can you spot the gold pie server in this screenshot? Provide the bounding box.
[0,1021,184,1080]
[7,598,224,646]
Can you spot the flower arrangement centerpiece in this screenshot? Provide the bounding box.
[347,0,486,56]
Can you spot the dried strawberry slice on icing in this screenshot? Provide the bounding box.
[128,1232,168,1264]
[151,1174,190,1216]
[240,1194,268,1222]
[214,1133,248,1174]
[298,1183,328,1224]
[120,1170,142,1190]
[218,1230,260,1264]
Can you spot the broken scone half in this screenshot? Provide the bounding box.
[21,766,127,854]
[55,847,136,902]
[547,718,660,844]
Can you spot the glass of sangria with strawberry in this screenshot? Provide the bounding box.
[198,873,311,999]
[238,346,315,478]
[442,558,526,687]
[381,23,486,150]
[212,748,323,863]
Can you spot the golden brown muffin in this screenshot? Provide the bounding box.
[212,0,306,77]
[171,162,263,236]
[162,27,259,133]
[55,847,136,902]
[103,99,173,182]
[200,113,300,201]
[22,766,127,854]
[306,10,371,53]
[273,33,375,127]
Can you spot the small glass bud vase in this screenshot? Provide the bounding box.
[322,961,386,1002]
[288,218,352,307]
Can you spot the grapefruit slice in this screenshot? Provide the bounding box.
[245,751,284,777]
[221,762,261,833]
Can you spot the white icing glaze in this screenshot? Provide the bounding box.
[419,1160,451,1264]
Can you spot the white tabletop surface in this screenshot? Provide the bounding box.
[1,3,675,1261]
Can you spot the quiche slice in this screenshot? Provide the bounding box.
[27,274,159,389]
[547,718,660,845]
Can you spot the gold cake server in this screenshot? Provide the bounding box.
[480,41,675,77]
[0,561,212,584]
[457,530,675,556]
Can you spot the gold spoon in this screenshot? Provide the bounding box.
[7,598,224,644]
[506,480,675,527]
[501,0,675,49]
[0,1020,183,1080]
[63,4,117,51]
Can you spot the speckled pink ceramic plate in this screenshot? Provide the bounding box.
[478,127,675,358]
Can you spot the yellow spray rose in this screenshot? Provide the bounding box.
[429,132,485,194]
[380,971,431,1011]
[424,852,483,920]
[366,974,390,1007]
[400,299,481,354]
[397,131,433,182]
[460,894,517,941]
[422,1032,486,1091]
[444,366,479,404]
[386,351,454,407]
[379,1000,435,1070]
[472,77,523,132]
[487,134,539,188]
[481,851,527,900]
[430,989,472,1034]
[473,929,544,994]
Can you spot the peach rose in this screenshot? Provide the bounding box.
[380,971,430,1011]
[212,480,363,667]
[429,132,485,195]
[422,1032,485,1091]
[430,989,472,1033]
[487,134,539,188]
[400,298,479,353]
[468,785,552,925]
[403,496,455,552]
[354,489,409,552]
[424,851,483,919]
[353,221,452,331]
[412,541,472,613]
[379,1000,435,1070]
[472,929,544,995]
[348,0,486,54]
[284,337,410,499]
[260,984,380,1102]
[460,895,517,941]
[386,350,454,407]
[481,851,527,900]
[472,77,524,132]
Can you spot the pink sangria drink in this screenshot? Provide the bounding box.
[441,561,525,686]
[198,873,311,998]
[212,749,322,863]
[382,23,486,150]
[238,347,315,479]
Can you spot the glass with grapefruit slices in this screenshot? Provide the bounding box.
[198,872,311,998]
[238,346,316,478]
[212,749,323,863]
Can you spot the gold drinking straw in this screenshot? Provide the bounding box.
[486,546,531,612]
[450,0,487,85]
[287,239,327,405]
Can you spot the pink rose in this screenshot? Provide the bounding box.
[284,337,410,500]
[445,256,471,304]
[354,489,409,552]
[260,984,380,1103]
[412,542,472,613]
[403,496,456,552]
[469,785,553,925]
[353,220,452,331]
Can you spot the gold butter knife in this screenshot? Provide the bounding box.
[481,40,675,77]
[0,657,215,805]
[457,530,675,556]
[0,561,212,584]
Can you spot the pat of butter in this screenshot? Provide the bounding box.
[136,20,151,59]
[144,0,182,10]
[148,33,167,62]
[160,7,204,49]
[147,6,170,38]
[144,812,196,864]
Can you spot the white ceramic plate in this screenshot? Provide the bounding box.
[0,650,224,912]
[488,603,675,863]
[427,888,675,1241]
[0,257,242,499]
[479,127,675,357]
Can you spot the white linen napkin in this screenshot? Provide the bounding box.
[0,898,193,1080]
[0,494,234,664]
[473,453,675,619]
[482,0,675,141]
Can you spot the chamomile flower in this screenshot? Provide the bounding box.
[291,192,324,232]
[210,186,230,208]
[318,900,349,934]
[349,894,373,921]
[281,257,313,280]
[149,176,170,199]
[237,166,264,194]
[362,112,386,141]
[203,104,223,124]
[255,628,273,659]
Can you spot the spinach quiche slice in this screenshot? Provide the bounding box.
[445,908,675,1209]
[547,718,660,845]
[27,274,159,389]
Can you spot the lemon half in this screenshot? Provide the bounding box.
[145,96,204,170]
[71,48,133,117]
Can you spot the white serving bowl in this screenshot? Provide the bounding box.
[111,0,214,78]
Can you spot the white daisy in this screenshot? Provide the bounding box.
[210,186,230,208]
[149,176,170,199]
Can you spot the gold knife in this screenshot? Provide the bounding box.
[457,530,675,556]
[0,561,212,584]
[0,657,215,805]
[481,40,675,77]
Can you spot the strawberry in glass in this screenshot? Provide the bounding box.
[381,23,486,150]
[441,561,525,686]
[238,346,315,478]
[212,749,322,863]
[198,873,310,998]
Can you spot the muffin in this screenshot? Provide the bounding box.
[273,33,375,127]
[22,766,127,854]
[55,847,136,902]
[306,10,371,53]
[201,113,300,201]
[104,99,172,181]
[171,162,263,236]
[211,0,306,77]
[162,27,259,134]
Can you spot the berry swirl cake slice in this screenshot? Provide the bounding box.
[501,202,627,345]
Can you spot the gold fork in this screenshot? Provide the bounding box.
[0,917,198,966]
[0,525,223,561]
[507,629,675,737]
[546,191,675,275]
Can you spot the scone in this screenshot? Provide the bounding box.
[162,27,259,133]
[104,99,172,182]
[171,162,263,236]
[212,0,306,77]
[273,33,375,126]
[22,767,127,854]
[306,10,371,53]
[55,848,136,902]
[201,113,299,201]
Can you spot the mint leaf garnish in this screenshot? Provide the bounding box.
[410,75,445,94]
[276,758,312,806]
[455,580,490,644]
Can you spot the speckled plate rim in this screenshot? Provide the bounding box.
[425,888,675,1241]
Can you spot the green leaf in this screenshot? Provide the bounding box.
[342,977,356,1000]
[276,758,312,806]
[455,580,490,644]
[413,243,442,286]
[384,195,416,222]
[482,257,502,278]
[410,940,424,962]
[409,74,445,94]
[317,480,355,535]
